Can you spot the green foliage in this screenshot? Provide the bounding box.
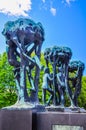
[38,53,46,103]
[0,52,17,108]
[78,76,86,109]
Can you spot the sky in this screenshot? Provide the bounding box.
[0,0,86,75]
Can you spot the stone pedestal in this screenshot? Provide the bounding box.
[36,112,86,130]
[0,110,86,130]
[0,110,32,130]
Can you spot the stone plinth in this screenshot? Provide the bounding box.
[36,112,86,130]
[0,110,32,130]
[0,109,86,130]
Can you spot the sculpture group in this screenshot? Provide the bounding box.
[2,18,85,109]
[43,46,85,107]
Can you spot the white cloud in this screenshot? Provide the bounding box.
[41,0,57,16]
[42,0,46,3]
[65,0,76,5]
[0,0,32,16]
[50,7,56,16]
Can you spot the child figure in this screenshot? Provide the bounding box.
[42,67,54,106]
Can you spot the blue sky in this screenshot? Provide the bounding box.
[0,0,86,75]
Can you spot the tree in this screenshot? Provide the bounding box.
[78,76,86,109]
[0,52,17,108]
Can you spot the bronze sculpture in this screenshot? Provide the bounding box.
[2,18,44,108]
[42,67,54,106]
[68,60,85,107]
[2,18,85,111]
[43,46,85,109]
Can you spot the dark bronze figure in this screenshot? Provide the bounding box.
[43,46,76,107]
[68,61,85,107]
[42,67,54,106]
[2,18,44,107]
